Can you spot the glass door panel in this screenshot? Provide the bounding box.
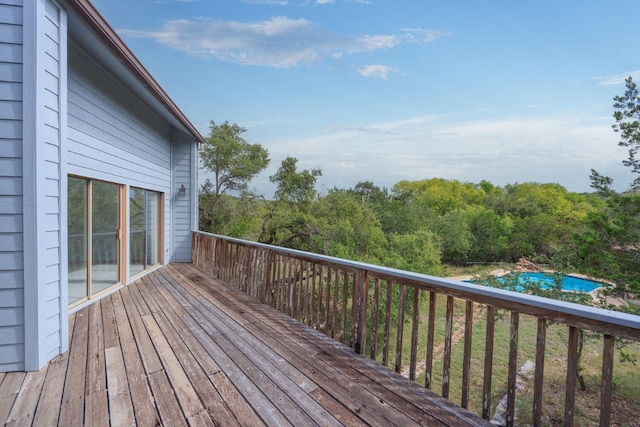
[67,177,88,305]
[67,177,122,306]
[130,187,161,277]
[145,191,160,267]
[91,180,120,293]
[129,187,145,276]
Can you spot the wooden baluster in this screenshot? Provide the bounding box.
[302,261,310,324]
[350,272,358,349]
[394,284,406,373]
[332,268,339,339]
[296,260,304,320]
[274,255,282,311]
[461,301,473,409]
[442,296,454,398]
[482,306,495,419]
[287,257,294,316]
[425,292,436,390]
[359,272,369,354]
[341,270,348,344]
[599,334,614,427]
[564,326,579,427]
[264,250,273,305]
[409,288,421,381]
[533,318,547,425]
[506,311,519,427]
[316,265,323,331]
[370,277,381,360]
[325,268,333,335]
[383,281,392,367]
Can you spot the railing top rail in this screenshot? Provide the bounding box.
[194,231,640,340]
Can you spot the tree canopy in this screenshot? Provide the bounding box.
[200,121,269,198]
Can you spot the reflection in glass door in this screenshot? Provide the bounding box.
[67,177,122,306]
[91,180,120,293]
[129,187,161,277]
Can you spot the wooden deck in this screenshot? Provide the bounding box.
[0,264,489,426]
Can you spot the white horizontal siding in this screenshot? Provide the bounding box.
[0,0,22,372]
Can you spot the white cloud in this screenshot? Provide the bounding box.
[119,17,449,68]
[358,64,395,79]
[599,70,640,86]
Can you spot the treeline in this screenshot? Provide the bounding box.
[201,174,598,275]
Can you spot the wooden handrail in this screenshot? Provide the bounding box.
[192,231,640,426]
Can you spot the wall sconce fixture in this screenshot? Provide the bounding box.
[178,184,186,197]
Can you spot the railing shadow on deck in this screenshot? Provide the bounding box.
[192,231,640,427]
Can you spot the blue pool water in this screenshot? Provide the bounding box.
[497,272,602,293]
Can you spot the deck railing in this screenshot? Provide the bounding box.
[192,231,640,427]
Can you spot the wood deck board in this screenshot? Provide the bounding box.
[156,269,310,426]
[58,308,89,427]
[0,372,25,423]
[164,268,343,425]
[168,264,429,426]
[10,368,47,423]
[32,350,69,425]
[136,278,252,427]
[1,264,490,426]
[84,302,109,427]
[114,289,160,426]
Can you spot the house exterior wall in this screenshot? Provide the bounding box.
[0,0,199,373]
[0,0,25,372]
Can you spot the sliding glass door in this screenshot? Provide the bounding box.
[68,177,163,307]
[129,187,161,277]
[68,177,122,306]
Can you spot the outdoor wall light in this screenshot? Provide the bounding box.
[178,184,186,197]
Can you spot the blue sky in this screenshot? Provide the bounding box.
[92,0,640,195]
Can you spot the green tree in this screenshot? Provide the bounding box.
[259,157,323,249]
[199,180,266,239]
[384,229,445,276]
[313,189,387,261]
[613,77,640,190]
[579,77,640,297]
[466,206,512,262]
[496,183,591,262]
[392,178,486,215]
[200,121,270,198]
[430,210,474,263]
[270,156,322,205]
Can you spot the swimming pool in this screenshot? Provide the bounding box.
[497,272,603,293]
